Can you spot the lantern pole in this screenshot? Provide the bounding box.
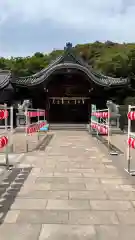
[4,104,9,168]
[25,106,28,152]
[37,109,40,141]
[127,105,131,173]
[125,105,135,175]
[10,106,14,153]
[107,106,110,152]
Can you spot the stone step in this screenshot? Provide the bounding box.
[49,123,88,131]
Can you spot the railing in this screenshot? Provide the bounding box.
[24,107,46,152]
[0,105,49,168]
[0,104,13,168]
[126,105,135,175]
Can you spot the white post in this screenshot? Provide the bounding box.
[127,105,131,173]
[107,107,110,151]
[4,104,9,168]
[44,110,46,122]
[25,106,28,152]
[37,109,40,141]
[10,106,13,152]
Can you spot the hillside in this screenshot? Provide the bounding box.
[1,41,135,79]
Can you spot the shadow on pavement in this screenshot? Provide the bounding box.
[0,167,32,224]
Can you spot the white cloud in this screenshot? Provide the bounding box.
[0,0,135,56]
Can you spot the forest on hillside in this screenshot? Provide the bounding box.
[1,41,135,79]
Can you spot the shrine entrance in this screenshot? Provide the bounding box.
[49,97,89,123]
[45,68,92,123]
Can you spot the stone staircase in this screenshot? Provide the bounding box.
[49,123,88,131]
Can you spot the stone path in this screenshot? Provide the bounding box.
[1,131,135,239]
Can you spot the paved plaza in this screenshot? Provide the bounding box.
[0,130,135,239]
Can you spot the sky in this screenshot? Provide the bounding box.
[0,0,135,57]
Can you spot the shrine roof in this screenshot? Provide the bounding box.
[0,42,130,89]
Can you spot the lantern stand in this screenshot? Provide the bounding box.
[90,107,118,155]
[44,110,45,122]
[10,106,14,153]
[25,106,29,152]
[107,107,118,156]
[4,104,9,168]
[125,105,135,176]
[37,109,40,141]
[0,104,10,169]
[24,108,47,152]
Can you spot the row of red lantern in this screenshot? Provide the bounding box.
[26,121,46,134]
[25,111,45,117]
[91,122,108,135]
[0,110,8,120]
[127,137,135,149]
[91,112,110,118]
[127,112,135,120]
[0,136,8,148]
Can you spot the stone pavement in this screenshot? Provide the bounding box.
[1,131,135,239]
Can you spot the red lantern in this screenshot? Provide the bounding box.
[100,126,104,134]
[0,110,4,120]
[0,138,4,148]
[105,127,108,135]
[100,112,103,118]
[102,127,105,134]
[100,126,103,133]
[128,137,131,146]
[30,127,32,133]
[131,139,135,148]
[27,127,30,134]
[128,137,133,146]
[26,127,29,134]
[96,113,99,118]
[28,127,31,134]
[97,125,100,132]
[0,136,8,148]
[99,112,103,118]
[102,112,105,118]
[4,110,8,119]
[127,112,135,120]
[2,136,8,145]
[102,112,108,118]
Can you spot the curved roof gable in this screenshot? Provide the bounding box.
[0,42,130,89]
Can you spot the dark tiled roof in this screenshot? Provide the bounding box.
[12,62,129,87]
[0,45,129,88]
